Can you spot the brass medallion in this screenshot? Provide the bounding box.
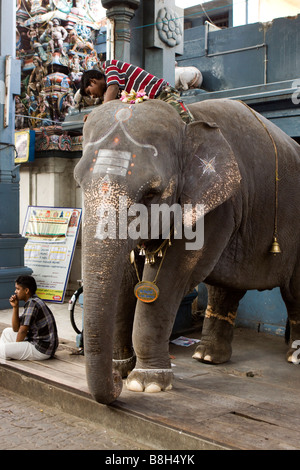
[134,281,159,303]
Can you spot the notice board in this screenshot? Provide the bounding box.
[22,206,82,303]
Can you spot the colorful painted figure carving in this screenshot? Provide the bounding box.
[48,18,68,56]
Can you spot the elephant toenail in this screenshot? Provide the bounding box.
[192,352,202,360]
[145,383,161,393]
[204,354,212,362]
[126,379,144,392]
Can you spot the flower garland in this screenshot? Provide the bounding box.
[120,89,149,104]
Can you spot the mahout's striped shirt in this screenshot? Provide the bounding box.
[103,60,168,99]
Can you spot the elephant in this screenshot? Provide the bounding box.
[74,98,300,405]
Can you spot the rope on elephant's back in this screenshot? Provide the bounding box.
[238,100,280,253]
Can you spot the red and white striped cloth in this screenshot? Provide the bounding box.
[103,60,168,99]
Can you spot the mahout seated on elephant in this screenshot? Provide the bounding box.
[74,97,300,404]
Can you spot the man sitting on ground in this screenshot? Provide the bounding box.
[0,275,58,361]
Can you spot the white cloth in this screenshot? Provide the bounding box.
[0,327,50,361]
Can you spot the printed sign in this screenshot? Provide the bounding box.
[22,206,82,303]
[15,130,35,163]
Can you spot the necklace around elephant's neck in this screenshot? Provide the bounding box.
[137,234,171,265]
[130,230,173,303]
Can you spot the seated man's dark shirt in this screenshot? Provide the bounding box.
[20,295,58,356]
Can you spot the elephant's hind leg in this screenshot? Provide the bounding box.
[193,285,246,364]
[281,283,300,364]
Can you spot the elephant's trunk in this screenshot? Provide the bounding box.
[83,237,125,404]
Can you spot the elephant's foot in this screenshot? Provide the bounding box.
[193,287,245,364]
[193,339,232,364]
[193,302,236,364]
[113,355,136,378]
[126,368,173,393]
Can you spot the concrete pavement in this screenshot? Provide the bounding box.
[0,385,149,450]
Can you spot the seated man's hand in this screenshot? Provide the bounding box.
[9,294,18,308]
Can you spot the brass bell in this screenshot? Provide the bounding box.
[139,247,146,256]
[270,236,281,254]
[150,254,156,264]
[157,249,163,258]
[145,256,150,264]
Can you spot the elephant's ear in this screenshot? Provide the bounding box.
[181,121,241,215]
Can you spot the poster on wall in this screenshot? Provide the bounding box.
[15,130,35,163]
[22,206,82,303]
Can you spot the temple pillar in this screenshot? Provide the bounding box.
[142,0,183,85]
[101,0,140,62]
[0,0,32,308]
[102,0,183,85]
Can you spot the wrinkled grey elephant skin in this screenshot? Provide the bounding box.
[74,99,300,404]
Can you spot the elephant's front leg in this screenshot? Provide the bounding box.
[126,255,185,393]
[193,285,246,364]
[126,296,175,392]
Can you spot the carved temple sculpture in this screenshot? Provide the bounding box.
[16,0,106,153]
[16,0,200,155]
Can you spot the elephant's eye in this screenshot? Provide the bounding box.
[142,191,160,206]
[145,192,157,199]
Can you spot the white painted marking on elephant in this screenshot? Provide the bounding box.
[94,149,131,177]
[84,120,158,159]
[134,180,155,201]
[197,156,217,175]
[119,120,158,157]
[115,107,133,122]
